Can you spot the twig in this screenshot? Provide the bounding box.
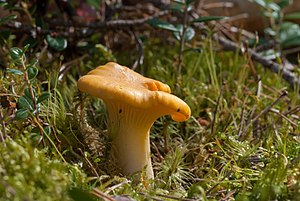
[219,190,236,201]
[256,77,262,98]
[54,0,76,19]
[104,179,130,194]
[236,99,246,137]
[224,13,249,24]
[21,56,46,147]
[20,1,34,25]
[4,10,169,38]
[284,105,300,116]
[151,141,164,162]
[131,30,144,71]
[51,125,61,148]
[91,188,115,201]
[255,40,278,52]
[238,90,288,140]
[191,116,202,130]
[252,77,262,138]
[93,10,169,28]
[77,148,100,178]
[58,54,88,81]
[214,35,300,89]
[206,176,227,195]
[250,90,288,124]
[0,128,4,144]
[211,81,225,135]
[156,193,198,201]
[0,93,20,97]
[33,116,67,163]
[0,110,6,146]
[202,2,234,10]
[177,5,189,78]
[272,123,282,144]
[162,119,170,154]
[138,192,164,201]
[36,41,49,61]
[271,108,298,127]
[283,46,300,56]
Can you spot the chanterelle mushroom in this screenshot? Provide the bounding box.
[77,62,191,179]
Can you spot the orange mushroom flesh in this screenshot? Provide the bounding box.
[77,62,191,179]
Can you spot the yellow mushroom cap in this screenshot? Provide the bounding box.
[77,62,191,122]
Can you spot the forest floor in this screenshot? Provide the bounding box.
[1,1,300,200]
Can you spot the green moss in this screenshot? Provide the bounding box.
[0,139,88,201]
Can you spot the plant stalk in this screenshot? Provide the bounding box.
[21,58,46,146]
[177,4,189,79]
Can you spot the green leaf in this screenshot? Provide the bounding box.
[252,0,281,11]
[43,125,51,135]
[0,30,11,45]
[17,96,34,111]
[86,0,101,9]
[46,35,67,51]
[28,58,38,68]
[0,15,17,25]
[280,22,300,48]
[6,68,23,75]
[173,25,195,41]
[37,92,50,103]
[30,127,39,134]
[252,0,267,8]
[192,16,226,23]
[187,183,205,199]
[169,2,184,12]
[10,47,24,61]
[281,36,300,48]
[22,44,30,53]
[0,2,8,7]
[264,27,277,36]
[185,0,196,5]
[259,49,280,60]
[147,19,180,32]
[183,47,202,53]
[27,66,38,80]
[277,0,292,8]
[284,12,300,20]
[15,108,29,120]
[23,88,37,110]
[173,0,185,5]
[264,10,280,20]
[29,129,42,144]
[267,3,281,11]
[24,88,32,100]
[95,44,116,61]
[24,88,36,103]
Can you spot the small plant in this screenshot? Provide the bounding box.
[5,46,62,149]
[250,0,300,57]
[157,146,193,190]
[147,0,225,80]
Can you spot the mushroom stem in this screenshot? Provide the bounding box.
[112,124,153,179]
[106,102,156,179]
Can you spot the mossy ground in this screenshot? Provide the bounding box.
[1,33,300,201]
